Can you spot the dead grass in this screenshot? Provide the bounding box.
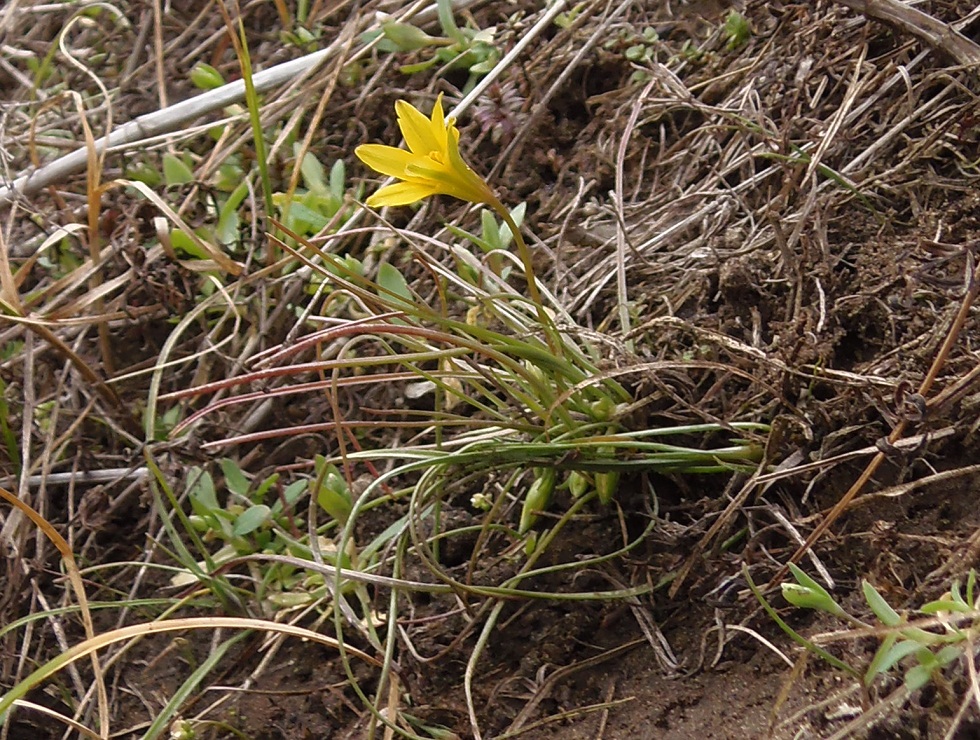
[2,0,980,738]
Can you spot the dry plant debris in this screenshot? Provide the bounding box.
[2,0,980,738]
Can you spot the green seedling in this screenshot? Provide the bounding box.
[446,202,526,281]
[625,26,659,65]
[280,23,321,52]
[362,0,501,92]
[182,461,305,564]
[723,10,752,51]
[555,3,587,29]
[678,39,706,63]
[767,566,980,698]
[603,26,661,81]
[312,456,353,527]
[273,150,359,237]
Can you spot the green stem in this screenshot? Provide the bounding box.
[492,203,564,358]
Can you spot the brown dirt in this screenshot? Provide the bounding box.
[3,0,980,739]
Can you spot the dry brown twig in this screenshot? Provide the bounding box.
[834,0,980,67]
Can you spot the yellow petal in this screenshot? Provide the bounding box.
[355,144,415,178]
[366,181,439,207]
[443,135,497,204]
[396,99,442,155]
[429,93,448,151]
[445,125,470,176]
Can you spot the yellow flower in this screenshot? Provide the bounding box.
[355,93,499,208]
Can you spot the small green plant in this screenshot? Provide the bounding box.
[624,26,659,65]
[174,93,769,557]
[363,0,501,92]
[273,149,360,237]
[723,10,752,51]
[445,201,526,281]
[757,564,980,697]
[176,460,309,600]
[678,39,705,63]
[555,3,586,29]
[161,90,768,738]
[603,26,660,82]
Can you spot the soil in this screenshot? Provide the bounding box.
[3,0,980,739]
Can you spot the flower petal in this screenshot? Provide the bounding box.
[359,94,499,209]
[355,144,416,179]
[429,93,448,151]
[366,180,439,207]
[444,125,469,175]
[403,168,487,204]
[442,129,497,204]
[396,99,443,155]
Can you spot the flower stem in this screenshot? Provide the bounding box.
[492,203,564,358]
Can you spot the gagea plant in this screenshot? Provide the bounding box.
[338,92,765,539]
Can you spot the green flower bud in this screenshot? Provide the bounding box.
[595,471,619,504]
[190,63,225,90]
[519,467,556,534]
[567,470,589,498]
[381,21,439,51]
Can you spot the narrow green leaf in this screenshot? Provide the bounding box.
[252,472,280,500]
[784,563,847,618]
[863,580,902,626]
[329,159,346,200]
[279,198,330,233]
[299,149,327,192]
[743,564,859,678]
[168,229,211,261]
[380,20,439,51]
[436,0,467,45]
[445,222,494,253]
[399,58,439,75]
[904,664,933,692]
[936,644,963,666]
[920,598,972,615]
[283,480,307,505]
[215,180,248,245]
[866,637,920,684]
[498,202,526,249]
[187,468,218,511]
[481,209,501,252]
[142,633,248,740]
[313,456,352,525]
